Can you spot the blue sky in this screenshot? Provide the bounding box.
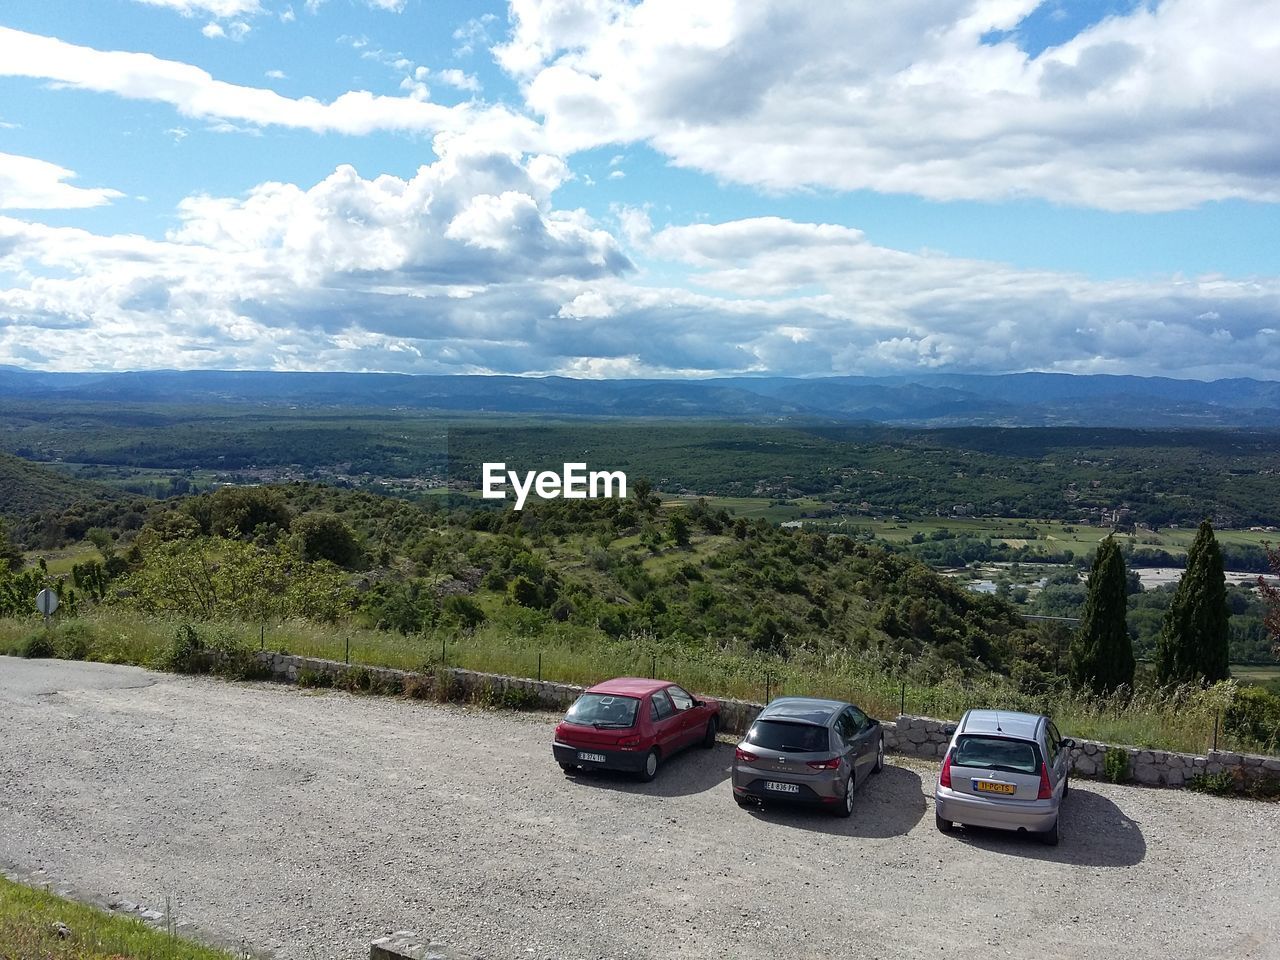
[0,0,1278,378]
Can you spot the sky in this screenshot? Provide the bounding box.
[0,0,1278,380]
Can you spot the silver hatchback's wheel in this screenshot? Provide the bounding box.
[1040,817,1060,846]
[873,738,885,774]
[936,814,953,833]
[637,748,660,782]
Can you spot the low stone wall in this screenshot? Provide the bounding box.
[890,713,1280,790]
[249,652,1279,791]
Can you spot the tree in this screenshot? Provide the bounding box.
[290,512,361,568]
[1069,537,1135,695]
[667,511,691,549]
[1260,544,1280,657]
[0,518,22,571]
[1156,519,1230,685]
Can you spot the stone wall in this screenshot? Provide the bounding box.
[370,932,465,959]
[249,652,1278,791]
[889,712,1280,790]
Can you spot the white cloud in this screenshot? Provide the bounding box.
[203,20,250,40]
[131,0,261,16]
[498,0,1280,211]
[0,151,632,372]
[2,185,1279,378]
[436,69,482,93]
[0,152,124,210]
[365,0,407,10]
[0,27,542,148]
[265,69,287,80]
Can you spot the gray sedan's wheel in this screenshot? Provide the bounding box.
[637,748,660,782]
[734,793,753,808]
[1062,776,1070,798]
[834,773,855,818]
[558,763,577,775]
[936,814,953,833]
[873,737,885,774]
[701,717,718,749]
[1040,817,1060,846]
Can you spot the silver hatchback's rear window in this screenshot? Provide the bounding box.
[952,736,1039,775]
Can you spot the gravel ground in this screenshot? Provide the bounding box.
[1,656,1278,960]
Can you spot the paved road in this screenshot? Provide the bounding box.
[1,657,1278,960]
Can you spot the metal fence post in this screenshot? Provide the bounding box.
[651,654,656,679]
[538,652,542,682]
[1213,711,1220,752]
[441,637,446,666]
[260,624,265,651]
[765,672,771,703]
[345,637,350,665]
[900,681,906,716]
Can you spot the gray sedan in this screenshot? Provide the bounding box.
[732,697,884,816]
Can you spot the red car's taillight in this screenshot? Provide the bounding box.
[806,757,841,771]
[939,751,953,789]
[735,747,758,763]
[1037,762,1053,800]
[620,737,641,749]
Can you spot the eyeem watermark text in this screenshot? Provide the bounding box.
[482,462,627,510]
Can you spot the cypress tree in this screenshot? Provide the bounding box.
[1070,537,1135,694]
[1156,519,1230,685]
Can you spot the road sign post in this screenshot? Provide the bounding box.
[36,588,59,628]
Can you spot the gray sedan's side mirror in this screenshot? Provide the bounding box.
[942,724,958,736]
[1061,738,1076,749]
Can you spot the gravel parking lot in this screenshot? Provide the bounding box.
[1,657,1278,960]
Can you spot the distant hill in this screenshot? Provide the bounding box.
[0,368,1279,427]
[0,451,112,518]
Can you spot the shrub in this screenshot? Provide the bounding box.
[166,622,208,674]
[21,631,55,659]
[1225,686,1280,751]
[1103,747,1130,783]
[297,669,334,689]
[1187,771,1236,796]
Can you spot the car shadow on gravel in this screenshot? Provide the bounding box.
[735,763,927,838]
[561,743,732,798]
[941,787,1146,867]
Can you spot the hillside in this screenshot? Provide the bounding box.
[0,451,112,519]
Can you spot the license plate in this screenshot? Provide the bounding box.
[577,751,606,763]
[765,781,800,793]
[973,779,1016,795]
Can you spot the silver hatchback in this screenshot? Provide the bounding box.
[934,709,1073,845]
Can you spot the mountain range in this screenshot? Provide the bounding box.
[1,368,1279,427]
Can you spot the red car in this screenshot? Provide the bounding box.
[553,677,721,781]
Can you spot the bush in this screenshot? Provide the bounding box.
[21,631,55,659]
[1225,686,1280,751]
[166,622,208,674]
[1103,747,1130,783]
[1187,771,1235,796]
[297,669,334,689]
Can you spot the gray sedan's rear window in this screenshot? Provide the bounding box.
[565,694,639,728]
[952,736,1039,774]
[746,720,829,753]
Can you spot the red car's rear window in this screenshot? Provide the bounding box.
[565,693,640,728]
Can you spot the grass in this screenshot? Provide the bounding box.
[2,606,1269,757]
[0,875,240,960]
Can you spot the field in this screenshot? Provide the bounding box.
[0,874,237,960]
[809,515,1278,557]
